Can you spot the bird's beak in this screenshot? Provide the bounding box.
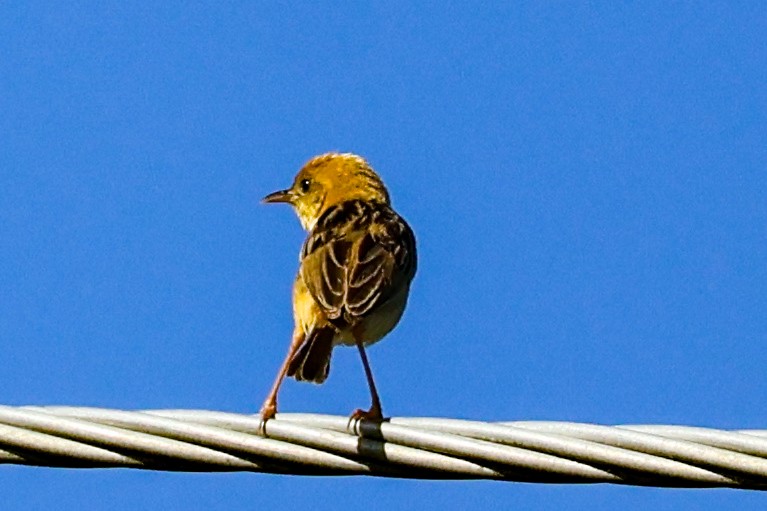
[262,189,293,204]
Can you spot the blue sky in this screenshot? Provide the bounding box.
[2,2,766,509]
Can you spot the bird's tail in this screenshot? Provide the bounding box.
[287,326,335,383]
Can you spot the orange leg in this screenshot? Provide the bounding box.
[259,328,304,420]
[350,334,384,421]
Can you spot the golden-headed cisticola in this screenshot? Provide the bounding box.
[260,152,417,421]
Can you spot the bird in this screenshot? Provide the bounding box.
[259,152,417,422]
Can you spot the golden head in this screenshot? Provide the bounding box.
[263,152,390,230]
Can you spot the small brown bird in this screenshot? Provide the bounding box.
[259,152,417,421]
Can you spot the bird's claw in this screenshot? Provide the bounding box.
[258,402,277,436]
[347,406,384,435]
[350,407,383,421]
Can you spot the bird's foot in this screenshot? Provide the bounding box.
[347,405,385,434]
[350,406,384,421]
[258,401,277,436]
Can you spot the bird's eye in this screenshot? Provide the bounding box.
[299,179,311,193]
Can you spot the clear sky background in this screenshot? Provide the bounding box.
[2,2,766,510]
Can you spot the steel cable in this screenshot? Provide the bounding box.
[1,405,766,488]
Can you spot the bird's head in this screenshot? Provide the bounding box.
[263,152,390,231]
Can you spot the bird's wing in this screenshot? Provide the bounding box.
[299,200,416,326]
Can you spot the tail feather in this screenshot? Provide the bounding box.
[287,326,335,383]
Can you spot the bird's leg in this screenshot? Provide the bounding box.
[259,328,304,421]
[350,332,384,421]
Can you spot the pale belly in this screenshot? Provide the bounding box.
[334,285,410,347]
[293,273,411,348]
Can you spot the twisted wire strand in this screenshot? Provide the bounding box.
[1,405,767,488]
